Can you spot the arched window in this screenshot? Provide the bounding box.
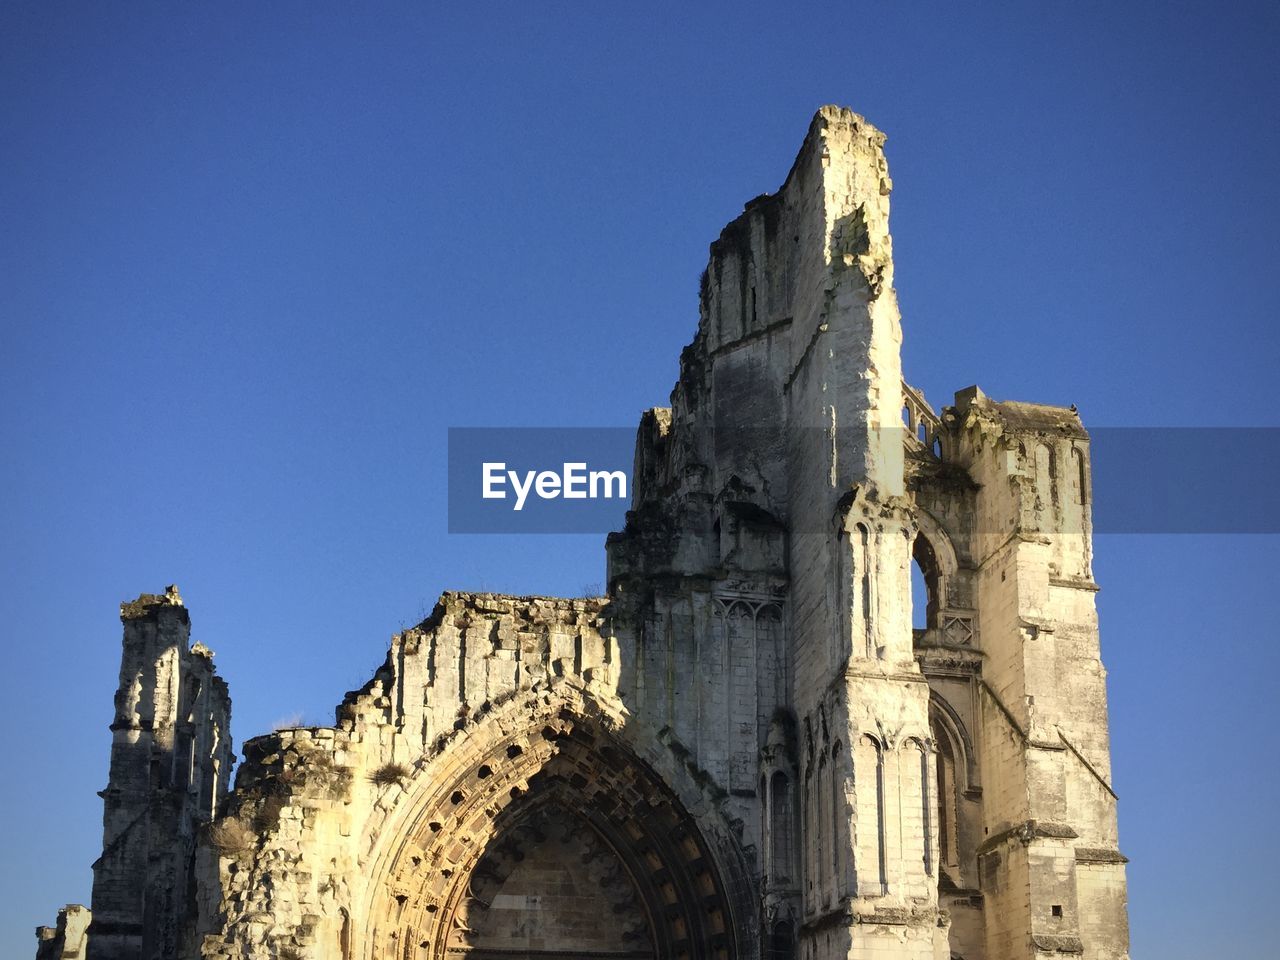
[209,758,220,818]
[939,732,954,867]
[1035,442,1057,511]
[917,739,934,878]
[803,747,816,900]
[898,738,932,882]
[830,743,846,896]
[817,751,829,903]
[928,705,967,874]
[769,771,795,884]
[911,535,942,631]
[767,920,794,960]
[855,735,887,895]
[1071,446,1088,505]
[835,529,851,662]
[760,772,769,871]
[856,524,873,658]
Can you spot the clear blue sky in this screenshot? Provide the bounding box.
[2,2,1277,957]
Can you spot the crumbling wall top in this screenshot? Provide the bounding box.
[955,385,1088,439]
[419,590,609,628]
[120,583,186,621]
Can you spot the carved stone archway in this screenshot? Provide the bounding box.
[454,800,652,960]
[361,687,752,960]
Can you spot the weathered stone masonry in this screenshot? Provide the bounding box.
[37,106,1130,960]
[67,586,234,960]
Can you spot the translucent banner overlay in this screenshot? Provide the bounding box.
[447,427,1280,534]
[448,428,636,533]
[1090,428,1280,533]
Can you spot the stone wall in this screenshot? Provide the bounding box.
[35,904,90,960]
[193,593,755,960]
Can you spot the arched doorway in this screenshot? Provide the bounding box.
[362,700,749,960]
[456,802,652,960]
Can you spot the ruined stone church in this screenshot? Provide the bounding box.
[37,107,1129,960]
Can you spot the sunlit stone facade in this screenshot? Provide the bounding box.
[37,107,1129,960]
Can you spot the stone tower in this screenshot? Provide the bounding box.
[607,105,938,957]
[86,587,233,960]
[36,107,1129,960]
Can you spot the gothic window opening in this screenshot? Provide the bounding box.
[804,761,816,900]
[761,773,769,870]
[830,743,845,897]
[836,529,851,662]
[208,758,220,819]
[767,920,794,960]
[855,735,887,896]
[911,558,929,631]
[856,524,874,658]
[1035,442,1057,514]
[817,752,830,903]
[770,770,796,885]
[912,534,942,632]
[873,739,887,893]
[929,708,964,876]
[918,739,934,878]
[1072,446,1088,505]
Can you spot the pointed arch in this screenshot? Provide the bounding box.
[928,692,977,791]
[358,687,754,960]
[910,508,961,635]
[1071,445,1089,505]
[829,740,846,897]
[900,736,933,880]
[928,693,976,878]
[854,734,887,896]
[768,769,796,886]
[855,523,873,658]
